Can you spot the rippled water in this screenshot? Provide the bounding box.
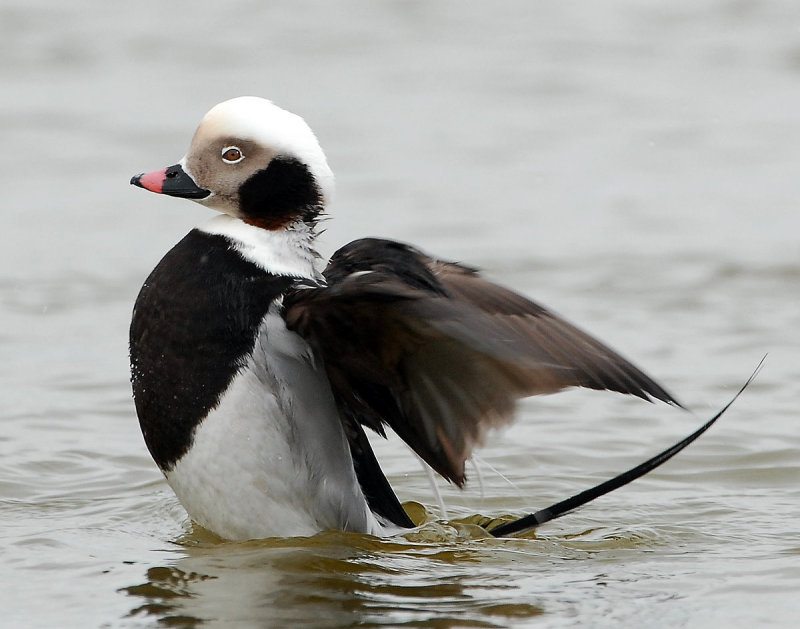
[2,1,800,627]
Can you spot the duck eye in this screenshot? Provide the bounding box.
[221,146,244,164]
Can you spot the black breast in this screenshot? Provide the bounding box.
[129,229,294,470]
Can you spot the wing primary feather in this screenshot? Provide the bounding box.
[543,317,680,405]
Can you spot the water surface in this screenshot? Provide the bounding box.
[2,1,799,627]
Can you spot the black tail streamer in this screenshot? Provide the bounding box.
[489,358,764,538]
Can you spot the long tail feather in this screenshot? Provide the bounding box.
[488,357,765,538]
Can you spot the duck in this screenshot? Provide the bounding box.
[129,96,682,541]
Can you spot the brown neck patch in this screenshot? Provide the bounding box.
[242,215,299,231]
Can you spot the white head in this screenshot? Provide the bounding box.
[132,97,334,229]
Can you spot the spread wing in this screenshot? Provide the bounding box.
[283,238,680,486]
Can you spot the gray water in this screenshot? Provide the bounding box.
[2,1,799,627]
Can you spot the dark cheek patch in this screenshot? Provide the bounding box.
[238,157,322,229]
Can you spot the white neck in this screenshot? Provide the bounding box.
[199,214,323,280]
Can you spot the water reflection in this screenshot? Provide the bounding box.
[120,524,546,628]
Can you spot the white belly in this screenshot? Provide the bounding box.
[165,309,383,540]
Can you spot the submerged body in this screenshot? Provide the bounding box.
[130,97,680,540]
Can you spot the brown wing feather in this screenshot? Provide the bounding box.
[284,239,680,486]
[429,259,680,404]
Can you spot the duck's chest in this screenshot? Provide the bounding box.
[130,228,379,538]
[130,229,296,470]
[164,309,377,539]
